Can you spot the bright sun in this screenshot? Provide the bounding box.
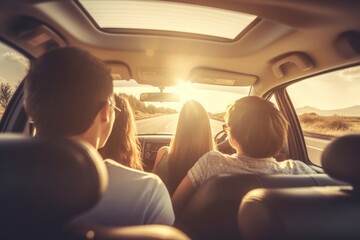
[171,81,194,104]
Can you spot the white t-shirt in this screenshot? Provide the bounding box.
[72,159,175,226]
[188,151,317,188]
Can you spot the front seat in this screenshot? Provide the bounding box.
[238,134,360,240]
[177,173,346,240]
[0,134,190,240]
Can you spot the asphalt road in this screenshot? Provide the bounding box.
[136,114,223,136]
[136,114,330,165]
[304,136,330,166]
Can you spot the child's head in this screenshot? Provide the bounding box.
[225,96,288,158]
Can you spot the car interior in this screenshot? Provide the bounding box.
[0,0,359,239]
[238,134,360,240]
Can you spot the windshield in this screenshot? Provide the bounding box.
[114,80,250,135]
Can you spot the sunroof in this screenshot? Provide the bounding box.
[78,0,257,40]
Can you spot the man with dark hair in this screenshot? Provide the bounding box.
[24,47,174,226]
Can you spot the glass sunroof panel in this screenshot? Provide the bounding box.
[79,0,257,40]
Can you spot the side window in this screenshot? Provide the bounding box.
[269,94,279,109]
[0,42,29,120]
[287,65,360,166]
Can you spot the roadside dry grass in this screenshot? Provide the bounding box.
[134,111,163,120]
[298,113,360,137]
[209,112,225,122]
[0,107,4,120]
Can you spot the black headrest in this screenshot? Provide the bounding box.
[0,134,108,232]
[322,134,360,189]
[238,186,358,240]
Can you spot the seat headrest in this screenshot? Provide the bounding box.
[321,134,360,189]
[238,186,357,240]
[0,134,108,229]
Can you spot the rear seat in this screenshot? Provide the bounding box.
[238,134,360,240]
[177,173,348,240]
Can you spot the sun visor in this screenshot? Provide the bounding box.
[189,68,257,86]
[108,63,131,80]
[136,67,182,87]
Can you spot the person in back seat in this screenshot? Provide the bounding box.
[172,96,316,217]
[24,47,174,226]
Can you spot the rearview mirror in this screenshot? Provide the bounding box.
[140,92,180,102]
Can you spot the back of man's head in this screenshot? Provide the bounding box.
[24,47,113,136]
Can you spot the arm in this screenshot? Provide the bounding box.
[171,175,196,220]
[153,146,168,173]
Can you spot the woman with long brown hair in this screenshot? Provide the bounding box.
[99,94,143,171]
[153,100,215,195]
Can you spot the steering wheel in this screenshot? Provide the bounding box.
[214,130,236,154]
[214,130,227,145]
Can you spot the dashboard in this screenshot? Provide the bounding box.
[137,134,173,172]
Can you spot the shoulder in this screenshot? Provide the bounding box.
[157,146,169,162]
[105,159,163,184]
[281,159,317,174]
[199,150,233,163]
[158,146,169,155]
[153,146,170,173]
[190,151,231,174]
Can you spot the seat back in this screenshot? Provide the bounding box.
[178,173,347,240]
[67,224,191,240]
[239,186,359,240]
[0,134,108,239]
[238,134,360,240]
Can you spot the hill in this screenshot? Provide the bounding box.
[296,105,360,117]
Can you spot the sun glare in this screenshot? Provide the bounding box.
[169,80,243,113]
[171,81,193,104]
[114,79,250,113]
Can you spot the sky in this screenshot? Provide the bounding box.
[287,66,360,110]
[0,43,29,88]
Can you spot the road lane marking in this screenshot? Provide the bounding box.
[306,145,324,151]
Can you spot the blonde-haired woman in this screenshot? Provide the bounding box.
[153,100,215,195]
[172,96,316,218]
[99,95,143,171]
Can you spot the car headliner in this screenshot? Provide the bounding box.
[0,0,359,96]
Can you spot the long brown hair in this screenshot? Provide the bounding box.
[99,95,143,171]
[168,100,214,193]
